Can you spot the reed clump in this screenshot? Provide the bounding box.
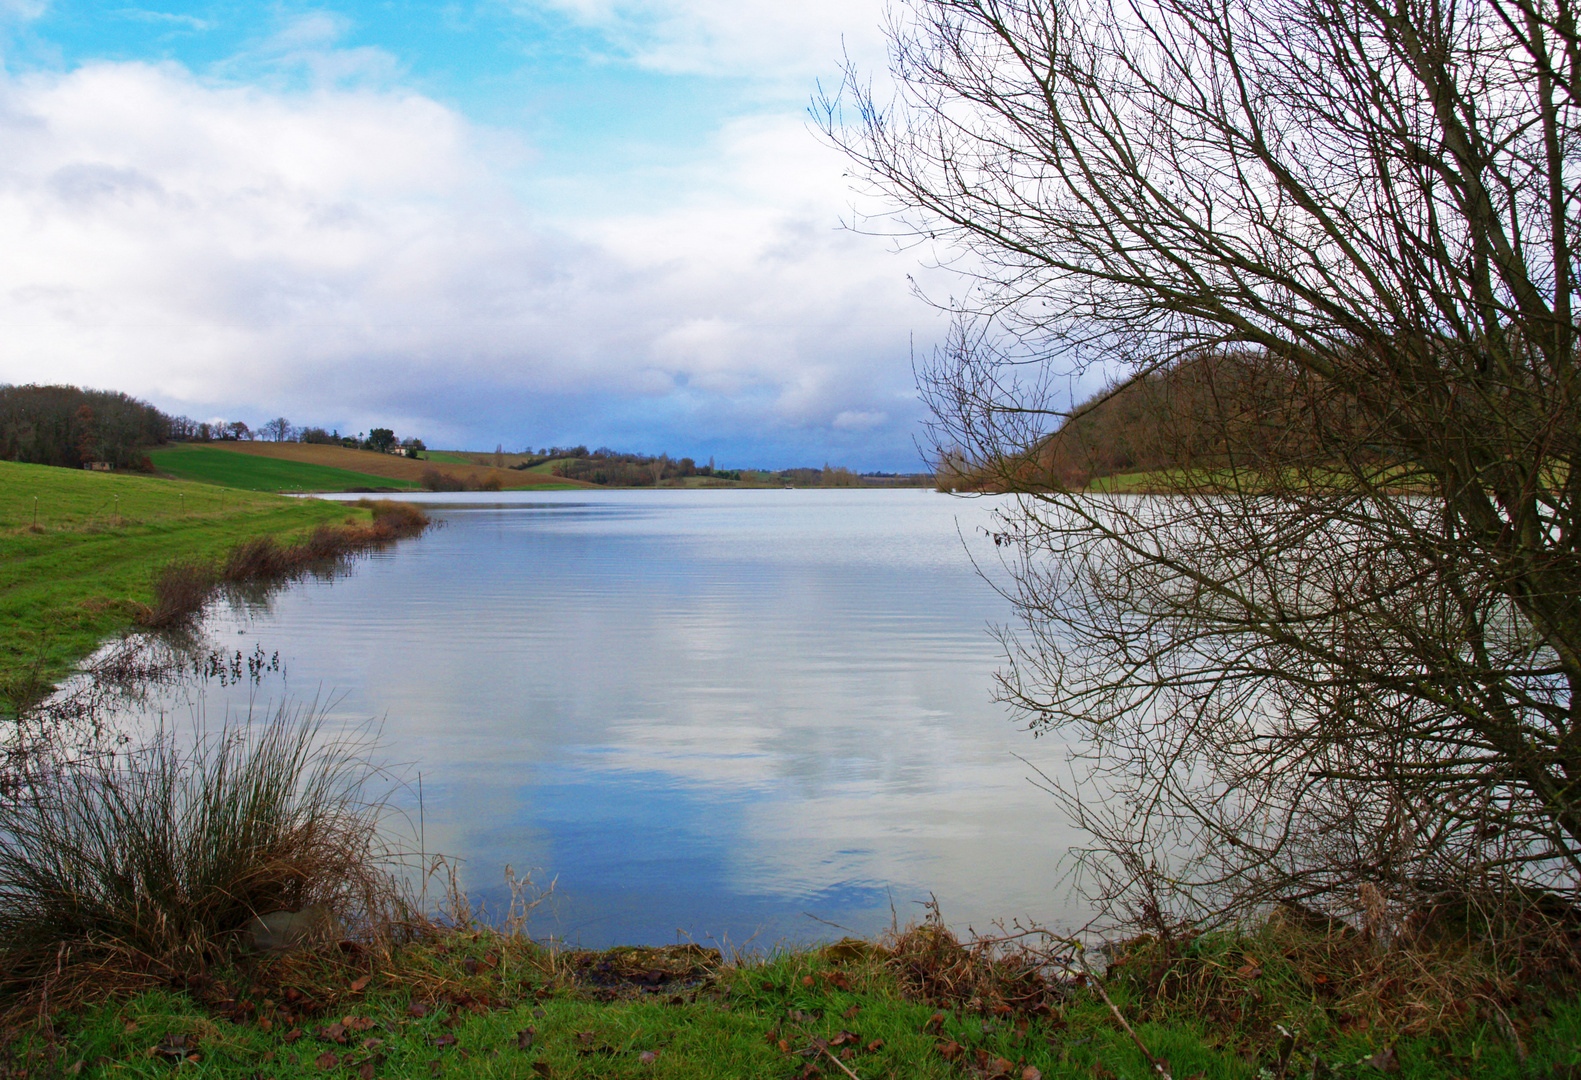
[134,499,429,628]
[135,558,217,629]
[0,706,395,1012]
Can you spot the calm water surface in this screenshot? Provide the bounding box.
[115,489,1085,946]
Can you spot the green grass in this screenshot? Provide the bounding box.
[149,445,419,493]
[0,460,369,714]
[35,938,1577,1079]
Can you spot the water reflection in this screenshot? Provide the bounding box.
[93,490,1086,945]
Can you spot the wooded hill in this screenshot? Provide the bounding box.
[977,352,1364,489]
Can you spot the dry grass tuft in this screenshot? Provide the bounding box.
[133,558,216,629]
[1101,895,1581,1046]
[883,903,1069,1016]
[0,706,397,1018]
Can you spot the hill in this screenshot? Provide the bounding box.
[150,442,594,492]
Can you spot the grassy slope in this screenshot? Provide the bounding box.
[150,445,420,493]
[46,939,1577,1079]
[172,442,593,490]
[0,461,365,713]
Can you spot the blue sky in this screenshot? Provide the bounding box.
[0,1,951,469]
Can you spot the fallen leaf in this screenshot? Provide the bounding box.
[428,1061,442,1078]
[840,1048,855,1061]
[407,1003,430,1019]
[285,1028,305,1044]
[318,1023,348,1044]
[343,1016,375,1032]
[361,1038,384,1052]
[841,1004,860,1020]
[801,975,816,987]
[829,972,851,991]
[433,1034,457,1049]
[1365,1045,1400,1073]
[358,1060,377,1080]
[829,1030,859,1046]
[638,1050,659,1064]
[258,1018,273,1033]
[315,1051,339,1069]
[1023,1067,1043,1080]
[349,976,371,994]
[866,1039,884,1052]
[574,1031,596,1048]
[925,1011,947,1032]
[778,1040,791,1053]
[531,1063,553,1078]
[515,1028,536,1051]
[938,1040,964,1060]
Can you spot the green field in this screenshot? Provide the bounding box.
[0,460,371,714]
[150,445,420,492]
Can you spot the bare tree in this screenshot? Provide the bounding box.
[828,0,1581,927]
[261,417,295,443]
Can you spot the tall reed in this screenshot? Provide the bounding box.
[0,704,392,982]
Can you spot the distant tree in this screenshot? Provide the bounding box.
[299,427,335,444]
[365,428,396,453]
[225,421,251,442]
[260,417,295,443]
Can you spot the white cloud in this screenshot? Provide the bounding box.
[112,9,212,31]
[523,0,890,80]
[833,409,886,431]
[0,59,937,461]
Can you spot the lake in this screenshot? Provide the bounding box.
[97,488,1086,947]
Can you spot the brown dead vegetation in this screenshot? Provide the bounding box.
[134,500,431,629]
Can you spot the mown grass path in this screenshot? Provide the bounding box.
[0,460,364,713]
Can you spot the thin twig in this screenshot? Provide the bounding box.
[1064,941,1172,1080]
[819,1044,863,1080]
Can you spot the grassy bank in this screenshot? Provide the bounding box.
[0,460,408,715]
[15,911,1578,1079]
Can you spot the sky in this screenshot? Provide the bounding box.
[0,0,953,470]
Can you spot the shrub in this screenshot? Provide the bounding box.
[0,706,393,985]
[420,468,464,492]
[355,499,430,537]
[135,558,217,629]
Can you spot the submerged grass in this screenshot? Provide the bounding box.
[130,500,428,628]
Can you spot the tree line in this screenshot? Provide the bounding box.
[0,385,169,470]
[0,385,429,469]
